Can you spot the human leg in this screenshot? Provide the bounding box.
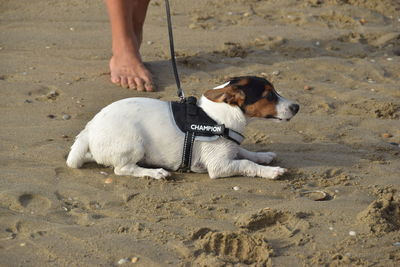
[106,0,154,91]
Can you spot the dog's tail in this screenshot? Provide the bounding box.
[66,128,90,168]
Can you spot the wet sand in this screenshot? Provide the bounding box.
[1,0,400,266]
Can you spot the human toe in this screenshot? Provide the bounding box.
[135,78,145,91]
[128,78,137,90]
[120,77,129,88]
[143,81,153,92]
[111,75,120,85]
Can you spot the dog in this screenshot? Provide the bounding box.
[66,76,299,179]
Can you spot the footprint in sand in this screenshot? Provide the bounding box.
[194,230,273,265]
[0,190,52,215]
[28,85,62,102]
[17,193,52,213]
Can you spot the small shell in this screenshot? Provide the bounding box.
[131,257,139,263]
[381,133,393,138]
[301,190,329,201]
[100,171,108,176]
[117,258,130,265]
[233,186,240,191]
[104,178,113,184]
[349,231,356,236]
[303,85,313,91]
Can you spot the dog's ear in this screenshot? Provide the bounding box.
[204,85,245,107]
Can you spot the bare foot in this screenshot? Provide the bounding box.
[105,0,153,91]
[109,52,154,91]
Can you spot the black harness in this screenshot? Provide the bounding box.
[171,96,244,172]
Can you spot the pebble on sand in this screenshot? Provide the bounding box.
[303,85,313,90]
[104,178,113,184]
[131,257,139,263]
[233,186,240,191]
[349,231,356,236]
[389,142,400,147]
[188,23,197,29]
[62,114,71,120]
[272,70,280,76]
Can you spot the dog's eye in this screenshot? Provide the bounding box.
[266,91,278,102]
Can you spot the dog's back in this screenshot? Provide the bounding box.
[67,98,183,170]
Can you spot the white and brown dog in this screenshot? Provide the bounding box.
[67,76,299,179]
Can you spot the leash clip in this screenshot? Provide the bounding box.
[178,89,185,103]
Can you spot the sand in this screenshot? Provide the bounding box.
[1,0,399,266]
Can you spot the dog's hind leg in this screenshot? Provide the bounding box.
[114,164,171,179]
[108,134,171,179]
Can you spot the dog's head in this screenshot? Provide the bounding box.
[204,76,299,121]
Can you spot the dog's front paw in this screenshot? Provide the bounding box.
[255,152,276,164]
[150,168,171,180]
[260,166,287,179]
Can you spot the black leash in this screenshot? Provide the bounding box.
[164,0,185,101]
[164,1,245,172]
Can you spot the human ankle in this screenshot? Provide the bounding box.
[112,43,141,59]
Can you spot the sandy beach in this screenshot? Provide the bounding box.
[1,0,400,266]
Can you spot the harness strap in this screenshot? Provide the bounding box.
[179,131,196,172]
[224,128,245,145]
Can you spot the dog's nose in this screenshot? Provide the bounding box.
[289,104,299,114]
